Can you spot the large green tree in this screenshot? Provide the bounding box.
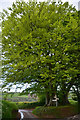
[71,11,80,104]
[2,0,79,105]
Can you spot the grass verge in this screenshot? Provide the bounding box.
[2,100,18,119]
[32,105,79,118]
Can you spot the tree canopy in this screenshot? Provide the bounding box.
[1,0,80,105]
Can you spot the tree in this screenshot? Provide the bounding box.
[72,10,80,103]
[72,74,80,103]
[2,0,79,105]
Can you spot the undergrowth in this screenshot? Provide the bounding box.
[2,100,18,119]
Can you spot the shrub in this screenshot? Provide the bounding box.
[17,100,45,109]
[32,105,79,118]
[37,94,46,105]
[2,100,18,119]
[72,96,78,101]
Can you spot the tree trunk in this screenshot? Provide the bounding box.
[48,96,53,106]
[59,91,70,105]
[48,85,56,106]
[77,94,80,103]
[62,93,69,105]
[78,96,80,103]
[44,80,57,106]
[45,92,56,106]
[45,92,50,106]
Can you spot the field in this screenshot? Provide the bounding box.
[2,92,38,102]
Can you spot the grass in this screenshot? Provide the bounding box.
[32,105,79,118]
[3,92,36,102]
[3,92,28,98]
[69,98,78,105]
[0,109,2,119]
[69,99,80,113]
[32,99,79,119]
[2,100,18,119]
[18,95,28,97]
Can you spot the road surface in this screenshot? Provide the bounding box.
[19,109,80,120]
[18,109,38,120]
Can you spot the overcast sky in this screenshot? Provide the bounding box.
[0,0,80,12]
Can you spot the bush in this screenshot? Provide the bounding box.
[72,96,78,101]
[69,99,78,105]
[17,100,45,109]
[16,93,45,109]
[38,94,46,105]
[32,105,79,118]
[2,100,18,119]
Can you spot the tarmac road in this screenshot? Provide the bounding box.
[18,109,80,120]
[18,109,41,120]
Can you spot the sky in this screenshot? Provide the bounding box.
[3,83,30,92]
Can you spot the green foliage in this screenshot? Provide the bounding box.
[2,100,18,119]
[1,0,80,105]
[72,94,78,101]
[69,99,78,105]
[37,93,46,104]
[17,101,45,109]
[32,105,79,118]
[71,75,80,103]
[2,92,38,102]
